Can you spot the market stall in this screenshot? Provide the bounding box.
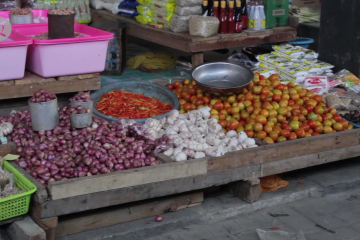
[2,1,360,240]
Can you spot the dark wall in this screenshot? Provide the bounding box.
[318,0,360,75]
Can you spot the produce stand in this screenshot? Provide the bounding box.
[1,127,359,240]
[0,72,101,100]
[92,10,297,66]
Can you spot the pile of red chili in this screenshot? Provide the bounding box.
[96,90,173,119]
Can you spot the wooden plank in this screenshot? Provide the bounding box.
[48,159,207,200]
[244,29,273,36]
[35,165,259,218]
[55,192,203,237]
[57,73,100,81]
[190,31,297,52]
[208,129,360,172]
[29,216,58,240]
[261,144,360,177]
[10,162,49,203]
[272,26,297,33]
[0,80,14,86]
[0,77,101,100]
[14,72,56,85]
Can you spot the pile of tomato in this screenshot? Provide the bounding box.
[166,73,352,144]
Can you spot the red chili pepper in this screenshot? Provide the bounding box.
[96,90,172,119]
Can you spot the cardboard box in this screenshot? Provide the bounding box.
[291,0,321,9]
[263,0,289,29]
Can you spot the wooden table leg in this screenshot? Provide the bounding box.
[30,216,58,240]
[191,52,204,67]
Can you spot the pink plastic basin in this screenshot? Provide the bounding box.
[0,9,49,27]
[0,31,33,81]
[13,24,114,78]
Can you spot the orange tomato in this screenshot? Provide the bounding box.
[228,119,239,130]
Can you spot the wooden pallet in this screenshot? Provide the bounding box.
[0,72,101,100]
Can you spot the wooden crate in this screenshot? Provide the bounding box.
[0,72,101,100]
[3,129,360,240]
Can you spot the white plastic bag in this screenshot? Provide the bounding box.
[170,14,192,33]
[175,5,202,16]
[189,16,219,38]
[176,0,202,7]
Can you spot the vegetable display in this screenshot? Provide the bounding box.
[143,108,257,161]
[2,107,168,187]
[167,74,351,143]
[96,90,173,119]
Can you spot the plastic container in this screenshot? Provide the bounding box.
[288,37,314,48]
[48,13,75,39]
[71,113,92,128]
[0,31,33,81]
[91,81,180,124]
[9,13,34,25]
[0,161,37,221]
[13,24,114,77]
[0,9,49,27]
[29,98,59,131]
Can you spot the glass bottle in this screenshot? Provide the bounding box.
[227,1,235,33]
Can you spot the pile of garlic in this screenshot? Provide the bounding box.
[0,122,13,138]
[142,108,258,162]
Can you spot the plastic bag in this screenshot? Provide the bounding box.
[325,95,346,110]
[21,0,35,8]
[176,0,202,7]
[175,5,201,16]
[0,166,10,189]
[228,53,256,68]
[189,16,219,38]
[0,0,21,10]
[90,0,104,9]
[170,14,191,33]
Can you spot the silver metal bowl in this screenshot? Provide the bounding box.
[191,62,254,96]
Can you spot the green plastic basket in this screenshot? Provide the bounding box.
[0,161,37,221]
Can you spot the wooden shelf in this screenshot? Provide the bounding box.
[92,10,297,66]
[0,72,101,100]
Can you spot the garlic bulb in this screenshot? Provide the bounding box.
[0,122,13,136]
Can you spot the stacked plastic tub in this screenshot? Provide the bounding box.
[0,9,114,79]
[0,31,32,81]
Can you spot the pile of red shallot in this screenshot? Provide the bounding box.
[29,89,56,103]
[69,91,92,102]
[70,105,91,114]
[1,107,172,187]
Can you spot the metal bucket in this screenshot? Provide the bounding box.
[29,99,59,131]
[9,13,34,25]
[70,100,94,115]
[47,13,75,39]
[70,113,92,129]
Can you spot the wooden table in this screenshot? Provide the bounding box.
[92,10,297,66]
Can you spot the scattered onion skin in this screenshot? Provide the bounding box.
[5,107,172,187]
